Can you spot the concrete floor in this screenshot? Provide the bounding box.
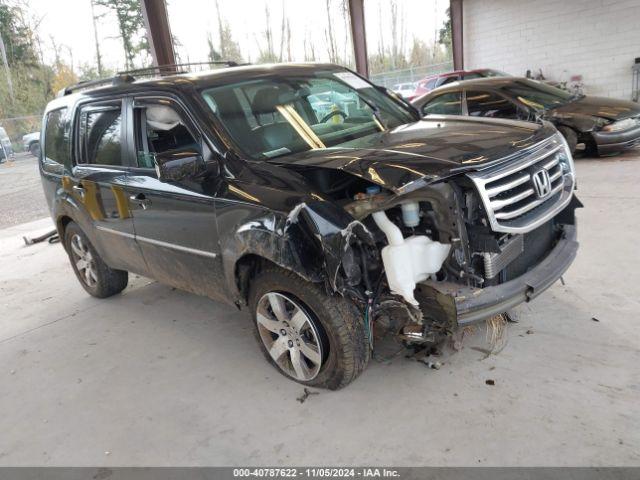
[0,153,50,228]
[1,152,639,466]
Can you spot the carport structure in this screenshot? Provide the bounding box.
[141,0,638,99]
[139,0,464,78]
[2,0,640,471]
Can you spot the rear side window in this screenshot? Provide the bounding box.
[44,108,69,165]
[466,90,519,119]
[422,92,463,115]
[78,103,123,166]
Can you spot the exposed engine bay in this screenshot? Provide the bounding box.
[281,133,581,350]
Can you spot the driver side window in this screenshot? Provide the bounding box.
[133,101,200,169]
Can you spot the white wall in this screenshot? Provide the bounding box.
[462,0,640,99]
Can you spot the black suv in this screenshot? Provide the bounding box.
[40,63,580,389]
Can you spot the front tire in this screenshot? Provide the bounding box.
[64,222,128,298]
[249,267,370,390]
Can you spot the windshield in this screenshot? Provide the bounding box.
[500,79,574,110]
[201,70,416,160]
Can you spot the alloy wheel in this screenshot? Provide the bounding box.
[70,234,98,288]
[256,292,323,381]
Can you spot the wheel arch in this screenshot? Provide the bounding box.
[233,253,321,307]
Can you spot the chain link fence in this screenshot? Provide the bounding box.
[370,61,454,89]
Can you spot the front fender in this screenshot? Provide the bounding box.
[223,199,375,304]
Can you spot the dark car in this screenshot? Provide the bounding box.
[39,63,580,389]
[412,77,640,155]
[412,68,508,99]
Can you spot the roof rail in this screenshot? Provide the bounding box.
[57,74,135,97]
[117,61,243,78]
[57,61,243,97]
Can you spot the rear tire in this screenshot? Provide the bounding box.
[249,266,370,390]
[557,126,578,155]
[64,222,128,298]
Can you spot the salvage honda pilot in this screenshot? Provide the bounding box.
[40,63,580,389]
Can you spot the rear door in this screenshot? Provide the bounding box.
[72,98,148,275]
[124,96,228,301]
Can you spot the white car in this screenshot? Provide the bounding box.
[392,82,417,99]
[22,131,40,157]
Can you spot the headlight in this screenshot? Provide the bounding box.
[556,132,575,179]
[601,118,637,132]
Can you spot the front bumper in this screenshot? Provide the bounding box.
[456,224,578,325]
[417,223,578,326]
[592,125,640,154]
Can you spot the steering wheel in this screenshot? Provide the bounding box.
[320,110,347,123]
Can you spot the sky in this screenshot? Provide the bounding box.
[26,0,448,73]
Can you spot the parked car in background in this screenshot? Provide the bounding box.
[413,68,508,98]
[40,63,579,389]
[391,82,416,99]
[22,131,41,157]
[0,127,14,162]
[411,77,640,155]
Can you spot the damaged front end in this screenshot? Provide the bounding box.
[277,132,581,350]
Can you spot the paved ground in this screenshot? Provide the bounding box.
[0,153,49,228]
[0,151,639,466]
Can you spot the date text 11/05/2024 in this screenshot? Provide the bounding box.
[232,468,400,477]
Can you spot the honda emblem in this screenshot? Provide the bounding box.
[532,169,551,198]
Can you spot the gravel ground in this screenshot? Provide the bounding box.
[0,153,50,228]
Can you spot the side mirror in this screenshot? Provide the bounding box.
[153,148,205,183]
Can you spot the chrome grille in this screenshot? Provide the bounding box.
[468,135,575,234]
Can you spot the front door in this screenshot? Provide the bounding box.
[72,98,148,275]
[124,96,228,302]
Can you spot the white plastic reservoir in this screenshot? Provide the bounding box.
[372,210,450,306]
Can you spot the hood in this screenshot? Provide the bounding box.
[551,96,640,121]
[270,116,556,193]
[22,132,40,142]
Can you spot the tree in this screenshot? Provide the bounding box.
[324,0,337,63]
[438,7,452,55]
[408,37,431,67]
[0,1,52,143]
[50,62,77,95]
[211,0,243,64]
[94,0,150,70]
[256,4,278,63]
[89,0,103,76]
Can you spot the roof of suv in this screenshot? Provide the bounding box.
[46,63,348,111]
[428,76,526,92]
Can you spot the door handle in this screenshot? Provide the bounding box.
[72,184,85,199]
[129,193,151,209]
